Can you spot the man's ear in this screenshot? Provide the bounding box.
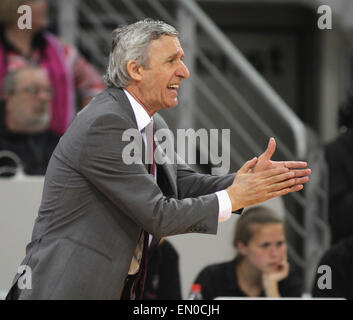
[126,60,143,82]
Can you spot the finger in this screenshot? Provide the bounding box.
[261,137,276,161]
[238,157,257,174]
[288,184,304,192]
[263,171,295,185]
[266,177,299,192]
[263,173,309,191]
[266,184,303,199]
[269,176,309,189]
[256,166,289,179]
[276,161,308,169]
[290,168,312,177]
[295,176,310,185]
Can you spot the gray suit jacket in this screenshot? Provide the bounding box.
[7,87,235,299]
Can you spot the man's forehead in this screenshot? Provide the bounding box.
[149,35,184,56]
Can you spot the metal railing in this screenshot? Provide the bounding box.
[51,0,330,292]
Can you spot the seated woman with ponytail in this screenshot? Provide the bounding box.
[192,206,303,299]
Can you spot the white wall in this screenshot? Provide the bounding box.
[0,175,44,297]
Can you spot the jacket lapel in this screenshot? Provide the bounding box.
[153,120,178,198]
[107,86,177,194]
[106,86,148,171]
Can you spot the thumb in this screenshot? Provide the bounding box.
[261,137,276,161]
[238,157,258,174]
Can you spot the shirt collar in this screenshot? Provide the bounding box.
[124,89,152,132]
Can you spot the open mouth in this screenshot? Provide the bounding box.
[167,84,179,91]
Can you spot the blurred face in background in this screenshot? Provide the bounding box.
[5,68,52,133]
[1,0,49,31]
[22,0,49,31]
[237,223,287,274]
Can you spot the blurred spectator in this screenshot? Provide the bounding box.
[0,0,105,135]
[0,66,59,175]
[142,239,182,300]
[312,235,353,299]
[191,206,302,299]
[325,93,353,244]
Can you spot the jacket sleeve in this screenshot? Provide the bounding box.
[78,113,219,238]
[176,160,235,199]
[175,155,242,214]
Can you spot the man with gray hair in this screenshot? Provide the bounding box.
[6,19,310,300]
[0,66,59,175]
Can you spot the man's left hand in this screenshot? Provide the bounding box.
[253,138,311,186]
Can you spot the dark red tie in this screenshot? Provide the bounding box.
[132,231,149,299]
[132,121,155,299]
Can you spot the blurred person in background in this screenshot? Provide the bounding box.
[0,0,105,136]
[0,66,59,175]
[192,206,302,299]
[312,234,353,300]
[142,239,182,300]
[325,93,353,245]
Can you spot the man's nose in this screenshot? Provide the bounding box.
[177,61,190,79]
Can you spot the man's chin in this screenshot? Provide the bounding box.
[164,99,178,109]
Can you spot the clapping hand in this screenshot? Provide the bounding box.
[226,137,311,212]
[253,138,311,188]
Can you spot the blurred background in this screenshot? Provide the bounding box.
[1,0,353,299]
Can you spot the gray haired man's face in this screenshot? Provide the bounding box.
[131,35,190,115]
